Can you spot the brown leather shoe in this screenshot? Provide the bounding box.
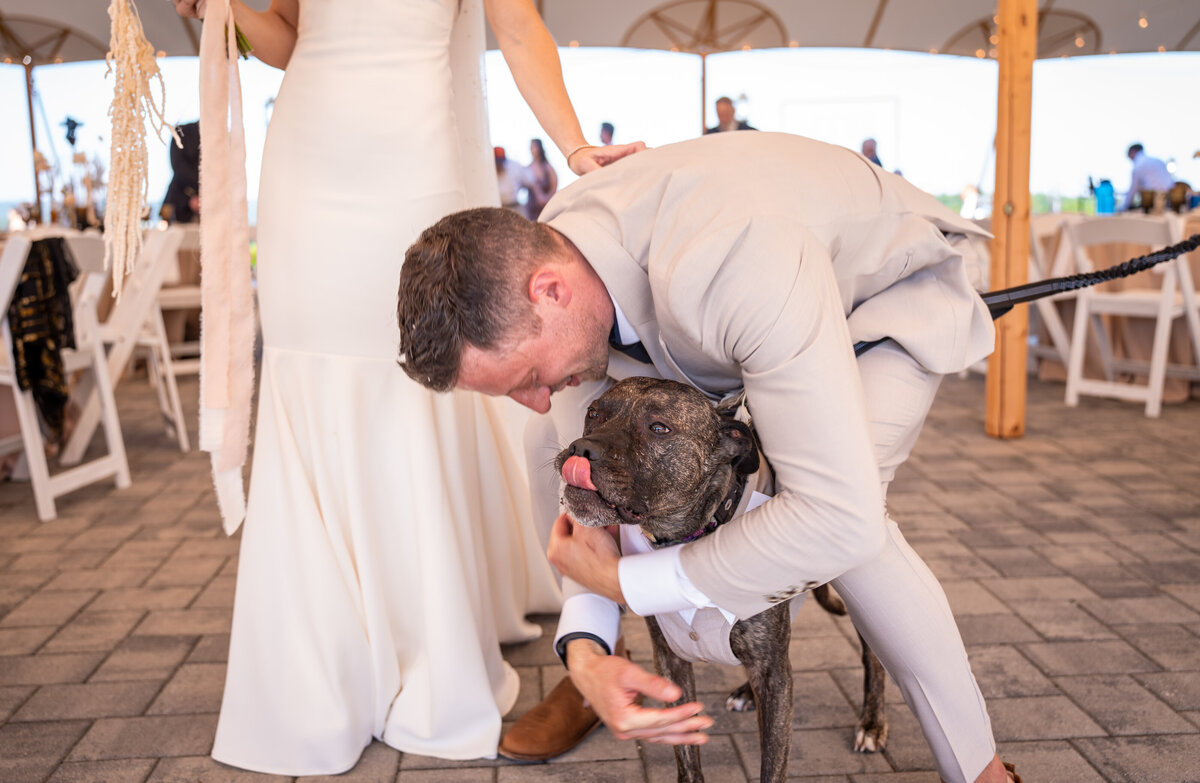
[1003,761,1023,783]
[498,675,600,762]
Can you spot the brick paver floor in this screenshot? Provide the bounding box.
[2,370,1198,782]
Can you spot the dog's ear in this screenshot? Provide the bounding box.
[719,419,759,475]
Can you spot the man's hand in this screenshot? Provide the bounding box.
[567,639,712,744]
[548,513,624,603]
[569,142,648,175]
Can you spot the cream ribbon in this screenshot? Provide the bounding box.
[198,0,255,533]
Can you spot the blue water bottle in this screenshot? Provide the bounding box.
[1095,179,1115,214]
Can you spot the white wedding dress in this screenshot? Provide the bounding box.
[211,0,561,774]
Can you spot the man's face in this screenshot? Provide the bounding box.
[458,302,611,414]
[716,101,734,126]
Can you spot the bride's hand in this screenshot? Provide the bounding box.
[173,0,207,20]
[569,142,649,176]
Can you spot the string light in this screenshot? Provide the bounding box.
[975,48,986,58]
[568,40,578,47]
[1075,35,1085,48]
[788,41,798,47]
[741,44,751,51]
[1138,14,1148,29]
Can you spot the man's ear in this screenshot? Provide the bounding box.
[528,267,572,308]
[719,419,759,476]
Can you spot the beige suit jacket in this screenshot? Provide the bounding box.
[542,132,995,619]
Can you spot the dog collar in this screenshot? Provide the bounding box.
[644,474,748,548]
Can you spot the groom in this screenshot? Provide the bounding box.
[396,132,1016,783]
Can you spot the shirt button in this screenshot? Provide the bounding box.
[688,631,699,642]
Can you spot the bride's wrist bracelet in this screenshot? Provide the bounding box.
[565,143,596,164]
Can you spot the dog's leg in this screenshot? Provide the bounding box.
[645,617,703,783]
[730,606,793,783]
[853,633,888,752]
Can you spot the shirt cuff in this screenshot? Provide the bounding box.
[553,593,621,665]
[618,545,716,617]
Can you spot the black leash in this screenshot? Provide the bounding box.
[853,233,1200,357]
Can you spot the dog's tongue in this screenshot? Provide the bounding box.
[562,456,598,491]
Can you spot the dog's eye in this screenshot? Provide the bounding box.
[649,422,670,434]
[586,407,598,419]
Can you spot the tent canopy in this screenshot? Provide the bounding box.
[4,1,1195,66]
[0,2,202,66]
[528,0,1200,58]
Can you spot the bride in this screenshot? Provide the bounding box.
[173,0,642,774]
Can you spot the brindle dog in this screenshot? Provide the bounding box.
[556,377,887,783]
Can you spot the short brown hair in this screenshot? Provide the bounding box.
[397,207,557,391]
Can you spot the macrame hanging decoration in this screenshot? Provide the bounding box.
[104,0,179,298]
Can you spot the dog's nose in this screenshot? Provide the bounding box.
[567,437,606,462]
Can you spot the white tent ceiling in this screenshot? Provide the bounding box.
[0,2,200,66]
[529,0,1200,58]
[2,0,1197,66]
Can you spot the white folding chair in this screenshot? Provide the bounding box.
[1063,215,1200,417]
[155,223,202,376]
[1026,214,1074,368]
[0,234,131,520]
[60,227,188,464]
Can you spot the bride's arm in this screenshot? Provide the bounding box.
[485,0,644,175]
[173,0,300,70]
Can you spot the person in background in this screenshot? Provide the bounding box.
[599,121,614,145]
[1122,142,1173,211]
[524,138,558,220]
[160,121,201,223]
[495,146,523,212]
[861,137,882,167]
[705,96,755,134]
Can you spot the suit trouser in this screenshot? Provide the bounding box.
[525,342,995,783]
[833,340,994,783]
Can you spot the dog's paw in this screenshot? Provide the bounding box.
[724,682,756,712]
[853,721,888,753]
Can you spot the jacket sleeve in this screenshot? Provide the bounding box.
[661,218,888,620]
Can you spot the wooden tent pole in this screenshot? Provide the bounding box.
[985,0,1036,438]
[700,52,707,136]
[25,61,42,216]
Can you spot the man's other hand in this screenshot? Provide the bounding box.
[566,639,712,744]
[548,513,624,603]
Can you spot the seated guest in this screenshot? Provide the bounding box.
[705,96,755,134]
[1122,142,1173,212]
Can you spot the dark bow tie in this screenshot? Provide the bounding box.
[609,322,652,364]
